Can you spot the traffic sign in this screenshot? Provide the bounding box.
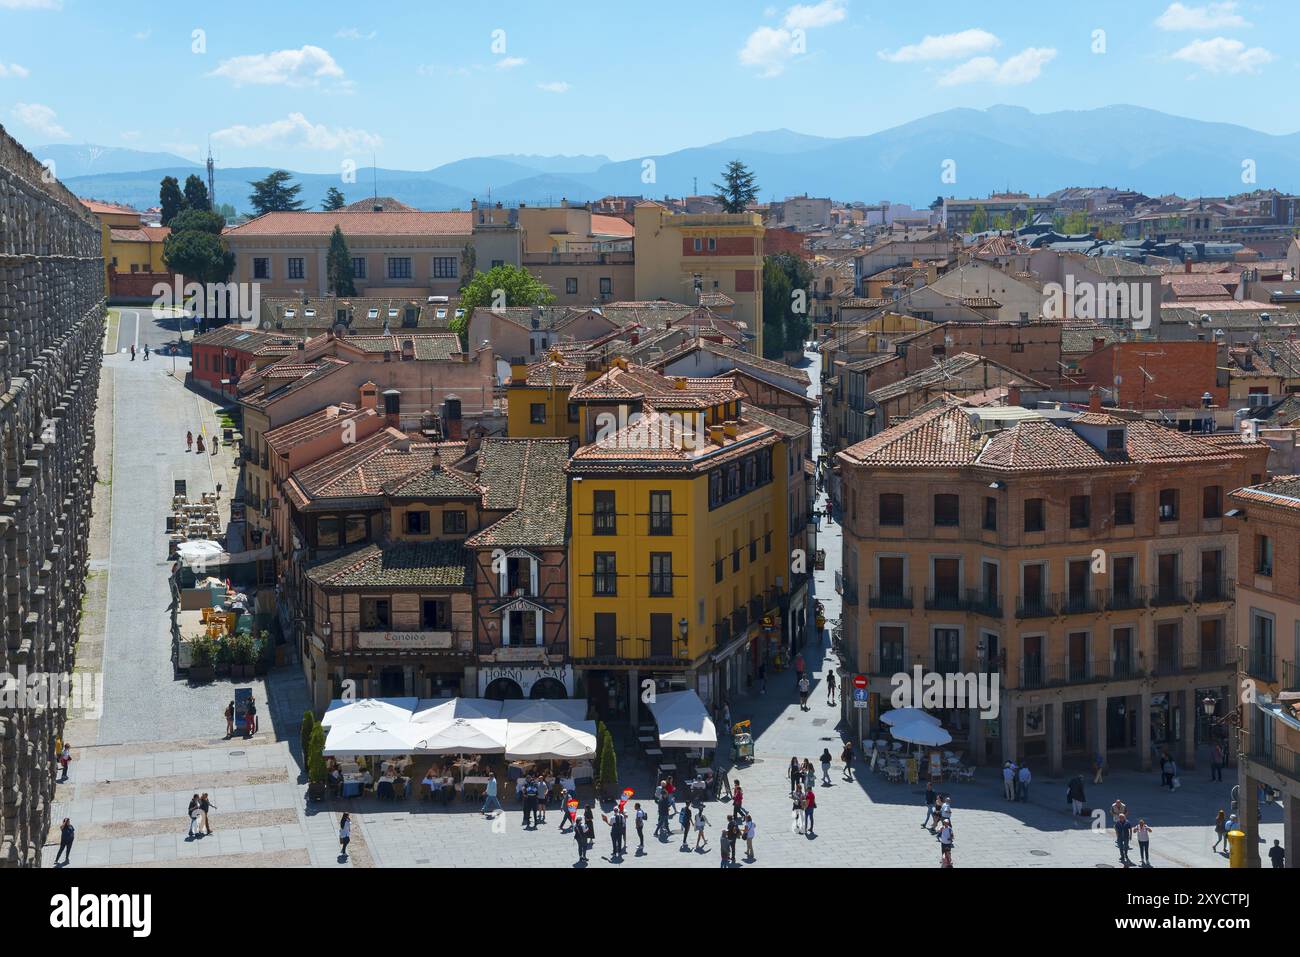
[852,674,868,690]
[853,687,868,709]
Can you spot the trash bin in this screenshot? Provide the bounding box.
[1227,829,1247,868]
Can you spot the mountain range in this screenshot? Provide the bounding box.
[50,105,1300,215]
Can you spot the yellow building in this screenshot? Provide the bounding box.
[633,202,765,355]
[562,360,798,725]
[80,198,170,292]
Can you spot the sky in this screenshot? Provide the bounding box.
[0,0,1293,172]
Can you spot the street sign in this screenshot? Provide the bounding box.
[852,674,868,690]
[853,687,868,709]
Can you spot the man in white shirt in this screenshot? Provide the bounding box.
[1002,762,1015,800]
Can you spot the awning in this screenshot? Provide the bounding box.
[889,720,952,748]
[411,717,509,754]
[321,697,418,729]
[498,699,589,724]
[411,697,503,724]
[323,720,422,757]
[646,690,718,748]
[880,707,941,727]
[505,721,598,760]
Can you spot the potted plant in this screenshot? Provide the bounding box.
[188,636,216,684]
[230,632,255,679]
[300,711,315,769]
[214,638,233,677]
[307,725,328,801]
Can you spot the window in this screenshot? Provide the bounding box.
[565,277,578,295]
[252,257,270,279]
[1257,534,1274,576]
[599,277,612,295]
[693,238,702,252]
[594,553,617,595]
[530,403,546,424]
[344,514,368,544]
[1069,495,1091,530]
[1114,492,1134,526]
[879,493,905,526]
[567,403,579,423]
[432,257,458,279]
[983,496,997,531]
[707,237,717,251]
[593,491,616,534]
[491,260,504,269]
[933,494,959,527]
[650,553,673,596]
[649,491,672,535]
[361,598,391,630]
[1010,342,1025,353]
[387,257,412,280]
[1106,429,1125,451]
[287,257,305,280]
[1202,485,1222,519]
[421,598,450,630]
[1024,498,1045,533]
[405,510,431,535]
[317,516,340,548]
[351,257,367,279]
[1158,488,1178,522]
[443,510,467,534]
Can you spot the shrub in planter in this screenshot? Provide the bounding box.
[187,635,216,682]
[229,632,255,678]
[214,638,233,676]
[301,711,315,767]
[307,725,327,800]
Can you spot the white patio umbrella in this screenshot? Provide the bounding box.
[411,717,509,755]
[498,699,590,724]
[321,697,418,729]
[411,697,503,724]
[646,690,718,748]
[323,720,421,757]
[505,721,598,761]
[889,719,953,748]
[880,707,942,727]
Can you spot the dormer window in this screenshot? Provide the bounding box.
[1106,429,1124,451]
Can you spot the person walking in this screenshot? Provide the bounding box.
[481,773,502,816]
[58,743,71,782]
[244,697,257,737]
[634,802,647,852]
[758,661,767,695]
[1067,775,1086,817]
[720,816,733,866]
[725,816,740,866]
[731,781,744,820]
[938,818,954,867]
[664,776,678,814]
[186,430,193,452]
[338,813,352,858]
[574,816,588,863]
[744,815,756,861]
[583,804,595,844]
[841,740,854,781]
[788,757,801,796]
[53,818,74,865]
[922,783,937,829]
[1269,839,1286,868]
[1111,797,1127,823]
[792,786,805,835]
[1092,752,1105,785]
[187,795,202,837]
[826,671,837,706]
[1210,742,1225,782]
[199,793,215,834]
[130,344,136,361]
[654,794,669,838]
[798,675,811,711]
[804,787,816,836]
[522,775,538,829]
[224,701,234,738]
[680,803,693,848]
[694,804,710,850]
[1135,819,1153,866]
[820,748,833,786]
[1002,762,1015,800]
[1159,752,1173,790]
[212,432,220,455]
[1212,809,1227,853]
[1017,763,1031,802]
[1114,813,1133,867]
[143,343,150,361]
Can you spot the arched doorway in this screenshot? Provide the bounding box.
[484,677,524,700]
[529,677,567,700]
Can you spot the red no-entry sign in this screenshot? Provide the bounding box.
[853,674,868,690]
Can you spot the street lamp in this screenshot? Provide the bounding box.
[1201,693,1218,718]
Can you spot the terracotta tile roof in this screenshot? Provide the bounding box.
[192,326,293,352]
[225,210,472,237]
[868,354,1048,404]
[590,214,635,238]
[80,198,137,215]
[651,339,810,387]
[340,334,463,361]
[1230,475,1300,511]
[264,403,376,454]
[341,196,417,212]
[286,430,467,505]
[1060,323,1121,353]
[566,363,743,409]
[465,438,571,548]
[517,358,589,388]
[306,541,471,589]
[109,225,170,243]
[385,458,483,499]
[568,412,781,474]
[840,405,982,468]
[1069,411,1131,426]
[238,356,350,408]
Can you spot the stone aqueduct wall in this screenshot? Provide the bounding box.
[0,125,104,867]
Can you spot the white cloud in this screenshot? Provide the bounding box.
[211,112,381,153]
[335,27,376,40]
[134,29,151,41]
[739,0,846,76]
[12,102,66,137]
[879,28,1000,63]
[1171,36,1272,73]
[0,61,30,78]
[0,0,62,8]
[1156,2,1248,31]
[938,47,1057,86]
[496,56,527,70]
[536,81,569,93]
[210,45,345,88]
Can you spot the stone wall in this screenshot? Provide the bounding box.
[0,124,104,867]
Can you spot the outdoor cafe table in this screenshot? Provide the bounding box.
[341,773,366,798]
[461,776,490,800]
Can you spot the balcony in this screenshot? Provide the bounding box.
[1242,732,1300,784]
[1244,647,1277,683]
[868,585,913,609]
[868,653,907,676]
[924,587,969,612]
[1111,655,1140,680]
[1107,584,1147,612]
[1192,578,1235,603]
[1285,660,1300,693]
[571,635,688,664]
[748,597,764,625]
[1151,581,1189,608]
[731,606,750,636]
[969,590,1002,619]
[1059,590,1103,616]
[1197,644,1233,671]
[1151,652,1183,676]
[1020,659,1048,689]
[1016,594,1055,618]
[714,619,732,650]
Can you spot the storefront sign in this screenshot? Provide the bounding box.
[356,630,452,651]
[477,663,573,697]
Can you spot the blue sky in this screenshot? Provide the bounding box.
[0,0,1292,171]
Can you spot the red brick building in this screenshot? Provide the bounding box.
[1078,340,1227,411]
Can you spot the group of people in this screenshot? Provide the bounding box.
[186,793,217,838]
[185,429,219,455]
[223,697,257,738]
[787,757,819,835]
[1109,798,1153,867]
[921,784,956,866]
[1000,760,1033,802]
[128,343,150,361]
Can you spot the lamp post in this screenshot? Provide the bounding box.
[678,616,688,658]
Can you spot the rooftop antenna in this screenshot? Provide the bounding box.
[372,152,378,202]
[206,138,215,206]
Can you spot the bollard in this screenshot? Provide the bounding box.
[1227,829,1246,868]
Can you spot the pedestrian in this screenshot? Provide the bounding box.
[635,802,647,852]
[481,773,502,815]
[186,430,193,452]
[1114,813,1133,866]
[58,742,71,782]
[1269,839,1286,868]
[143,343,150,361]
[53,817,74,865]
[802,758,815,791]
[1210,742,1224,782]
[725,815,740,865]
[922,782,937,828]
[744,814,756,860]
[820,748,832,785]
[655,794,670,837]
[130,344,136,360]
[224,700,234,737]
[1167,757,1179,791]
[664,776,677,813]
[1135,819,1152,866]
[1002,761,1016,800]
[199,793,215,834]
[794,653,805,675]
[613,807,627,856]
[798,675,811,711]
[187,794,202,837]
[804,787,816,835]
[574,816,588,863]
[522,775,538,829]
[245,697,257,737]
[583,804,595,844]
[1111,797,1127,822]
[1159,751,1173,789]
[938,817,954,867]
[732,781,744,819]
[1212,809,1227,853]
[788,756,801,796]
[940,795,952,826]
[722,701,732,732]
[792,786,805,835]
[339,812,351,858]
[841,740,854,780]
[694,804,709,850]
[720,816,733,865]
[196,434,205,454]
[1017,762,1031,802]
[758,661,767,695]
[826,671,837,705]
[680,803,693,848]
[212,432,220,454]
[1092,752,1105,785]
[536,776,548,824]
[558,791,574,832]
[1067,775,1086,817]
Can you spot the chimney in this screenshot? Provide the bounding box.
[1088,386,1102,413]
[382,388,401,428]
[1006,384,1021,407]
[708,425,725,445]
[723,420,739,438]
[359,381,379,411]
[1092,337,1105,352]
[630,332,639,346]
[673,376,687,390]
[1184,259,1192,274]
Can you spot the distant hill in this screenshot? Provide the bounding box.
[34,144,200,180]
[57,106,1300,212]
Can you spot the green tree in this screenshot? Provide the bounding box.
[216,202,237,221]
[761,252,814,359]
[459,243,477,285]
[326,225,357,297]
[307,725,327,786]
[322,186,347,211]
[300,711,315,768]
[990,213,1013,232]
[183,174,211,212]
[159,176,185,226]
[968,204,988,233]
[1062,211,1091,235]
[248,169,305,215]
[457,263,554,344]
[713,159,758,213]
[168,208,226,237]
